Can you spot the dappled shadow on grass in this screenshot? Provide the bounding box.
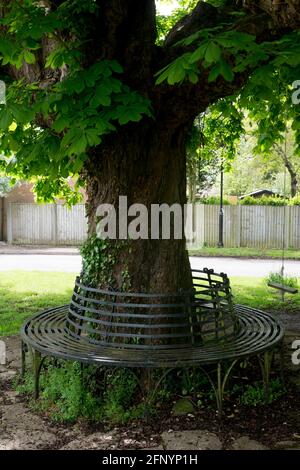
[0,271,75,336]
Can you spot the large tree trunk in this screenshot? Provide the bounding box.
[84,119,193,293]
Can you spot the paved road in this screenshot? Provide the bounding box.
[0,254,299,277]
[191,256,300,277]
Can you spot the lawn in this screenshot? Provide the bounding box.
[0,272,75,336]
[0,272,299,337]
[230,276,300,312]
[189,246,300,260]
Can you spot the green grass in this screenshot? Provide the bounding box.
[0,272,299,337]
[189,246,300,260]
[230,276,300,313]
[0,271,75,336]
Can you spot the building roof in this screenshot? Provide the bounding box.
[239,189,279,200]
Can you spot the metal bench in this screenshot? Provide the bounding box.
[20,269,284,415]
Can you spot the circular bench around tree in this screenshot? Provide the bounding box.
[20,269,284,416]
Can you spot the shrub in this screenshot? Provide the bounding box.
[16,362,149,424]
[197,196,230,205]
[240,195,286,206]
[16,361,102,423]
[289,195,300,206]
[239,378,285,406]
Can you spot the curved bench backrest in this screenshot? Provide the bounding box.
[66,269,236,349]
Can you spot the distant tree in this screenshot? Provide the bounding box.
[187,98,243,201]
[223,134,280,197]
[265,128,300,197]
[186,116,219,202]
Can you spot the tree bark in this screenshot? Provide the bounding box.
[83,119,193,293]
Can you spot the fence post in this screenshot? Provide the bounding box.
[236,204,241,248]
[53,204,58,246]
[7,203,13,244]
[197,204,205,248]
[285,206,291,251]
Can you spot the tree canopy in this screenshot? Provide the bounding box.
[0,0,299,204]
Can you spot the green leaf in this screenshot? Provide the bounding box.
[68,133,87,155]
[155,53,192,85]
[208,64,221,82]
[61,127,79,148]
[72,154,86,173]
[52,115,69,133]
[187,71,199,84]
[204,42,221,64]
[90,86,112,108]
[10,105,35,124]
[0,109,13,129]
[167,63,186,85]
[109,60,123,74]
[219,60,234,82]
[117,103,148,125]
[23,50,36,64]
[85,128,101,146]
[189,43,207,64]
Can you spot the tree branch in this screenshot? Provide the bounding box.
[163,2,221,47]
[153,1,300,131]
[242,0,300,28]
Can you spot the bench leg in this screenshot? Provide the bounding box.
[259,351,273,403]
[21,341,27,377]
[33,350,42,400]
[279,342,285,386]
[215,360,238,418]
[199,360,237,418]
[148,368,174,404]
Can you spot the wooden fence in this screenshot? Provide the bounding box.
[7,203,87,245]
[187,204,300,249]
[5,202,300,249]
